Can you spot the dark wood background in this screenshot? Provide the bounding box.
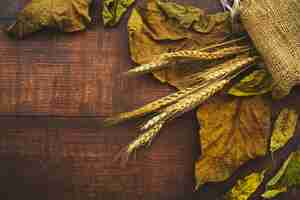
[0,0,299,200]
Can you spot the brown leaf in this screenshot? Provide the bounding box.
[6,0,92,39]
[127,0,232,89]
[195,95,271,188]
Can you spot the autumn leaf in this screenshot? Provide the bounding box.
[225,172,266,200]
[156,0,230,33]
[225,108,299,200]
[195,95,271,189]
[270,108,298,153]
[127,0,232,89]
[228,69,273,97]
[6,0,92,39]
[103,0,135,26]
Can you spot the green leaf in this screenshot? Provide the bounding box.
[261,188,287,199]
[103,0,135,26]
[228,69,273,97]
[274,151,300,188]
[6,0,92,39]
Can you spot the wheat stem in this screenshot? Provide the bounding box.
[177,55,258,87]
[103,83,208,126]
[125,46,251,76]
[141,78,230,131]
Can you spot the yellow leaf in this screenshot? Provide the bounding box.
[270,108,298,153]
[228,69,273,97]
[6,0,92,39]
[195,95,271,188]
[225,172,265,200]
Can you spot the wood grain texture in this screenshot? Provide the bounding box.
[0,0,300,200]
[0,0,224,117]
[0,115,199,200]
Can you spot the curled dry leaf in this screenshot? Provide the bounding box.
[156,0,204,29]
[156,0,230,33]
[195,95,271,189]
[225,108,299,200]
[228,69,274,97]
[6,0,92,39]
[127,0,232,89]
[102,0,135,26]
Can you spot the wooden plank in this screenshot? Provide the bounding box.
[0,0,223,117]
[0,26,116,117]
[0,0,18,19]
[0,117,300,200]
[0,116,198,200]
[0,21,174,117]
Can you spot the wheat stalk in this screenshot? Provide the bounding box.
[103,83,208,126]
[124,46,251,76]
[177,55,258,87]
[141,78,231,131]
[114,121,165,166]
[141,55,256,130]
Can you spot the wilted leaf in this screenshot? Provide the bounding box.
[195,95,271,188]
[193,12,230,33]
[225,108,299,200]
[228,69,273,97]
[127,0,232,89]
[6,0,92,39]
[156,0,203,29]
[156,0,230,33]
[128,8,166,64]
[103,0,135,26]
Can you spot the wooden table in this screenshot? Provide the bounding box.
[0,0,299,199]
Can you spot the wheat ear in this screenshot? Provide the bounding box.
[177,55,258,87]
[103,83,207,126]
[141,78,230,131]
[124,46,251,76]
[114,122,165,166]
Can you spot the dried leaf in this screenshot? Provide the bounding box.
[270,108,298,153]
[193,12,230,33]
[103,0,135,26]
[228,69,273,97]
[195,96,271,188]
[127,0,232,89]
[225,172,265,200]
[225,108,299,200]
[224,170,288,200]
[6,0,92,39]
[156,0,203,29]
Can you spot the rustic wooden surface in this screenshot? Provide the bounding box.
[0,0,299,200]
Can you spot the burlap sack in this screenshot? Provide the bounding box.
[239,0,300,99]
